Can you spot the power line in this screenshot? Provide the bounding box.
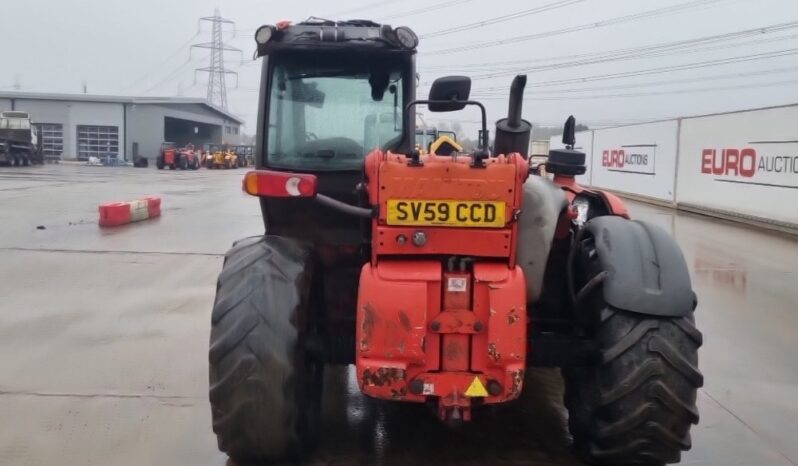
[419,22,798,74]
[471,30,798,81]
[239,0,572,38]
[426,0,726,55]
[234,1,473,39]
[421,0,586,38]
[460,33,798,83]
[377,0,473,21]
[142,54,207,95]
[474,65,798,95]
[462,47,798,94]
[472,78,798,101]
[325,0,396,18]
[118,32,199,93]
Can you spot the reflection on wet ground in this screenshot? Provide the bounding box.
[694,245,748,295]
[307,367,580,466]
[226,367,580,466]
[1,166,797,465]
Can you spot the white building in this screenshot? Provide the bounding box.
[0,91,244,161]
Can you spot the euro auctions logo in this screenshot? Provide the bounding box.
[700,148,757,177]
[701,144,798,189]
[601,145,656,175]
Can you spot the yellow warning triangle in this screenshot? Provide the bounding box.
[465,376,488,397]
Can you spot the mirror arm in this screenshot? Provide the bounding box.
[475,102,488,152]
[405,98,490,152]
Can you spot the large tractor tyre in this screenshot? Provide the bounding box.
[564,232,703,465]
[209,236,323,463]
[178,156,188,170]
[156,156,165,170]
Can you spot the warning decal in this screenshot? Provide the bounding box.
[465,377,488,397]
[447,277,467,292]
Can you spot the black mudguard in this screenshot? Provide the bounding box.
[582,216,695,317]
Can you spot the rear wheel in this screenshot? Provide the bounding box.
[209,236,323,463]
[564,232,703,465]
[156,156,164,169]
[178,156,188,170]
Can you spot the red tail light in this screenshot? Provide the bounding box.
[243,170,318,198]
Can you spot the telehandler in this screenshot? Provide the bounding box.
[203,143,238,169]
[209,19,702,465]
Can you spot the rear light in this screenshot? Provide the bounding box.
[243,170,318,198]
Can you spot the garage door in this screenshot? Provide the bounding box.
[33,123,64,159]
[77,125,118,161]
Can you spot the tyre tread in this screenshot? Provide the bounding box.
[208,235,314,462]
[649,334,704,387]
[567,307,702,465]
[600,318,658,363]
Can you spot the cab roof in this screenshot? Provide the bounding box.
[255,18,417,56]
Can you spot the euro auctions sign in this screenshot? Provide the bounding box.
[701,142,798,189]
[601,145,657,175]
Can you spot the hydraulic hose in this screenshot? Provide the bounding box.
[315,193,374,218]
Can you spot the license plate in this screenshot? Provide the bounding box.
[386,200,505,228]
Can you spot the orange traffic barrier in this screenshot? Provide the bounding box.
[98,196,161,227]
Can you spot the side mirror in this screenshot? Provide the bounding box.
[547,115,586,176]
[562,115,576,148]
[428,76,471,112]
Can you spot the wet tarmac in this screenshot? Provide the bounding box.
[0,165,796,466]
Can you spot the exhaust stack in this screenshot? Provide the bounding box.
[493,75,533,158]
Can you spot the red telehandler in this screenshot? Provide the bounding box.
[156,142,200,170]
[208,19,702,465]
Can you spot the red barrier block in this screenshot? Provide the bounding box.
[99,196,161,227]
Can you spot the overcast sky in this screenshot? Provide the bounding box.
[3,0,798,137]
